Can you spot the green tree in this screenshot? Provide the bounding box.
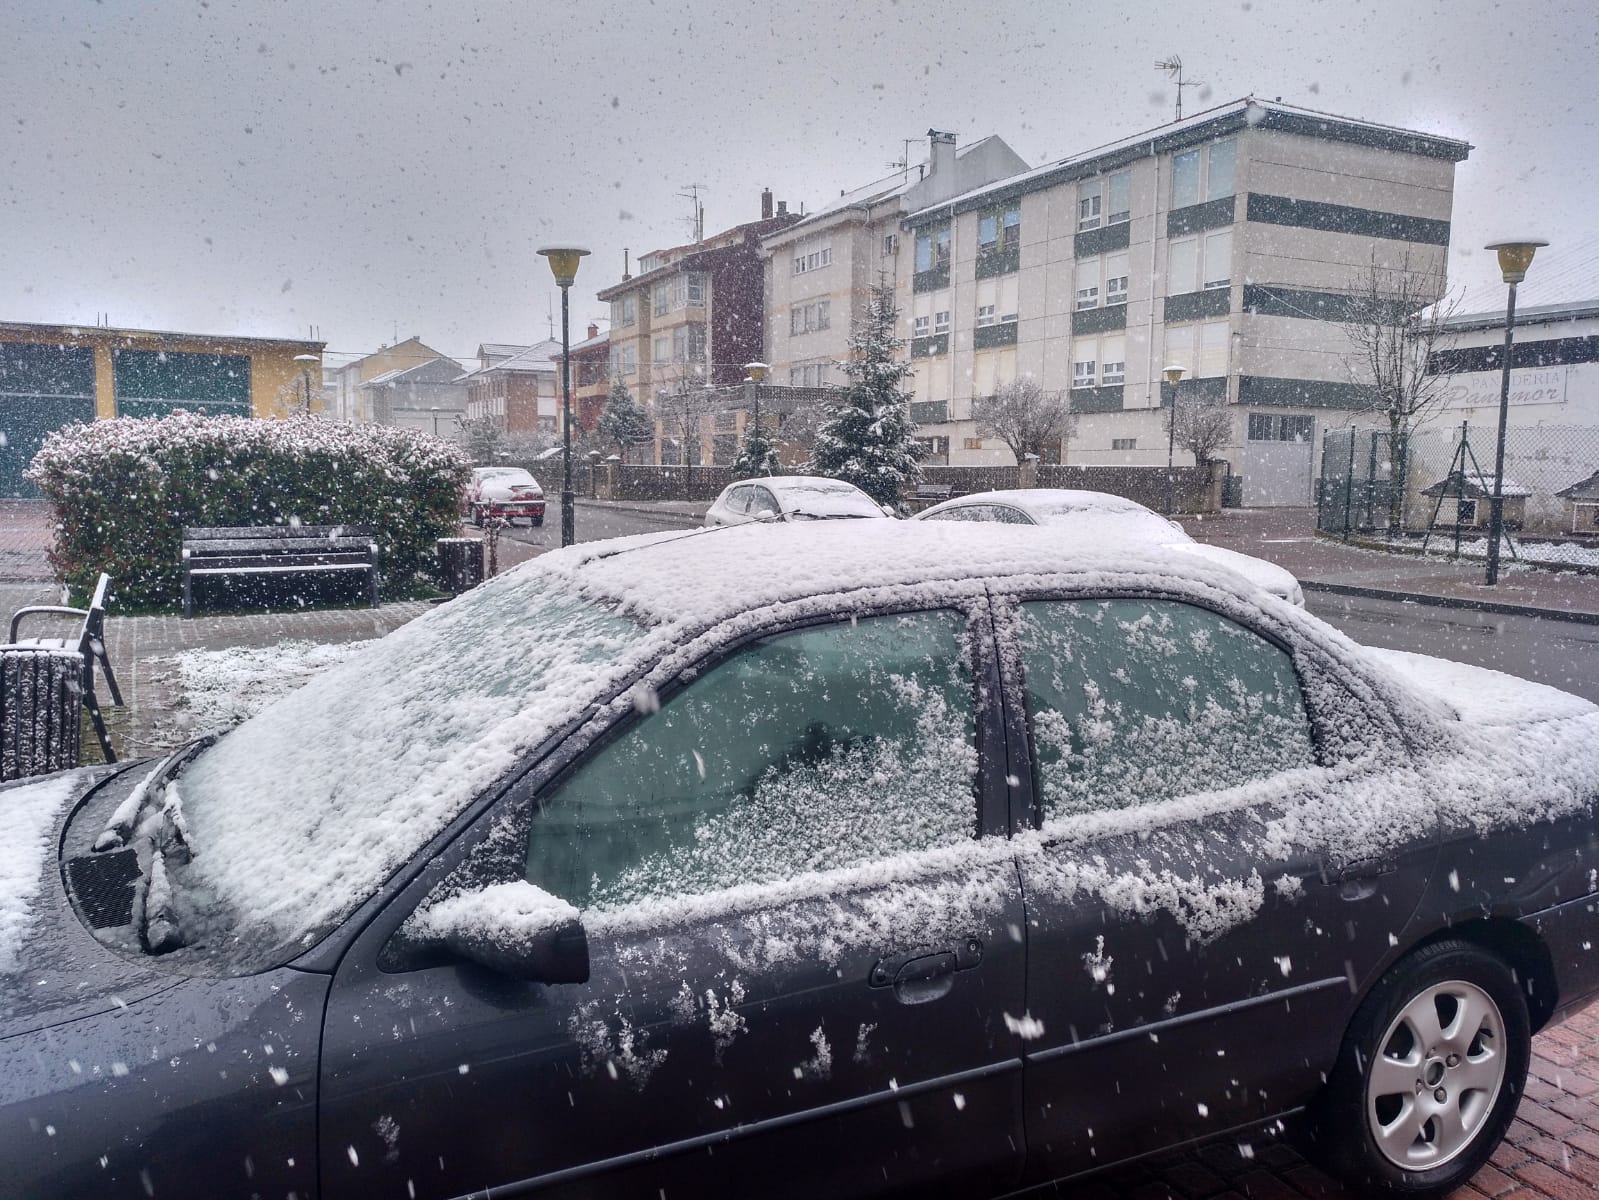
[731,413,780,479]
[810,286,923,507]
[597,381,654,462]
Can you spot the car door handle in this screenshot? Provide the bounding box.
[887,952,958,1005]
[1322,859,1398,901]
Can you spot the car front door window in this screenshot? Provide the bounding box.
[748,486,780,519]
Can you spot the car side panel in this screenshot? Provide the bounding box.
[0,969,327,1200]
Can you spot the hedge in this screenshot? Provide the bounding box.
[27,411,472,609]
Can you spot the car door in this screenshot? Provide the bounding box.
[994,592,1439,1182]
[319,601,1028,1200]
[748,484,782,521]
[713,484,752,524]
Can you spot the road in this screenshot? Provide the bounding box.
[1307,589,1599,703]
[496,498,702,550]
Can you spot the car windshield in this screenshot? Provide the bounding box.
[169,566,654,969]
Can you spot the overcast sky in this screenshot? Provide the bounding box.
[3,0,1595,367]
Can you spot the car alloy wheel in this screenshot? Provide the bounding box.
[1310,938,1530,1198]
[1365,980,1507,1171]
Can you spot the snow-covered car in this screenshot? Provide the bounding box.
[915,488,1305,605]
[704,475,893,525]
[464,466,545,527]
[5,521,1599,1200]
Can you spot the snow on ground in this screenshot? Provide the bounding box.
[148,640,369,739]
[1407,536,1599,570]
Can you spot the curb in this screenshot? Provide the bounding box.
[1303,580,1599,626]
[573,499,706,522]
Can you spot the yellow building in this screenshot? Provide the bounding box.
[0,320,324,496]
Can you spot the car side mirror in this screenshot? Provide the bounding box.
[411,881,590,984]
[880,503,897,518]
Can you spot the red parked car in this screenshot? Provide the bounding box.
[464,466,546,527]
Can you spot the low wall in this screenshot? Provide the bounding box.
[599,464,734,502]
[918,463,1222,513]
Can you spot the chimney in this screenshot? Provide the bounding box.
[927,128,957,178]
[622,248,631,281]
[776,199,788,216]
[761,188,773,220]
[587,323,599,340]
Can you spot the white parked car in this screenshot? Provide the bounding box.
[914,488,1305,606]
[704,476,894,526]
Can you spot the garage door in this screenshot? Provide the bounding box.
[0,343,97,498]
[1242,413,1316,507]
[113,348,250,418]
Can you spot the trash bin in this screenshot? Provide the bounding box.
[1,647,83,781]
[1222,474,1244,508]
[436,538,486,595]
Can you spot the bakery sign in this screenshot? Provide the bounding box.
[1439,365,1568,410]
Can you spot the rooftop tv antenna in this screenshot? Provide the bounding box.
[679,183,706,242]
[1155,55,1204,122]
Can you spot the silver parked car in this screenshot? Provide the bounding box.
[915,488,1305,605]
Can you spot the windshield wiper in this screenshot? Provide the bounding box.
[93,737,213,852]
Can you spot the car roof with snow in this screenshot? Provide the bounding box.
[917,488,1156,520]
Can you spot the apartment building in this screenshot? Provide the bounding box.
[897,98,1470,504]
[596,196,801,461]
[329,336,452,424]
[460,338,562,436]
[568,324,611,435]
[762,131,1029,395]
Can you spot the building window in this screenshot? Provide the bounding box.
[1100,335,1126,385]
[1248,414,1314,442]
[915,227,951,273]
[1075,260,1100,310]
[653,336,670,366]
[1172,139,1236,208]
[792,241,833,275]
[934,309,950,334]
[1112,438,1137,450]
[978,212,998,251]
[1165,319,1231,379]
[1072,356,1096,389]
[620,345,637,376]
[788,362,830,388]
[672,324,707,363]
[963,438,984,450]
[612,295,636,328]
[790,300,831,336]
[1078,180,1102,231]
[913,315,931,336]
[1106,250,1130,306]
[1002,206,1021,251]
[979,205,1021,255]
[882,233,898,257]
[1168,232,1232,294]
[653,282,670,317]
[686,272,706,305]
[1107,171,1131,225]
[976,303,996,327]
[1202,229,1232,290]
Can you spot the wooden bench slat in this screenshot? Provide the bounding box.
[182,524,375,540]
[182,524,381,617]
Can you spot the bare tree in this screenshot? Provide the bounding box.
[1340,250,1463,530]
[1166,397,1232,464]
[971,378,1076,465]
[660,384,719,466]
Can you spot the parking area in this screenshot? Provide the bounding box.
[4,498,1599,1198]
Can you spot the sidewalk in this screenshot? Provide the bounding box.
[1180,507,1599,623]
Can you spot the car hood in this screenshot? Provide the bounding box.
[1161,542,1300,600]
[1366,647,1598,726]
[0,764,178,1041]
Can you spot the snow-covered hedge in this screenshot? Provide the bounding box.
[28,412,471,608]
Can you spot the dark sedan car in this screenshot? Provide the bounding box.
[4,522,1598,1199]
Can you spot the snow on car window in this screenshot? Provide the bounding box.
[524,610,976,914]
[1018,599,1315,818]
[172,568,655,964]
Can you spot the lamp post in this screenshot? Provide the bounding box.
[430,406,440,437]
[293,353,319,415]
[1163,363,1185,515]
[1482,239,1547,585]
[537,245,591,548]
[744,360,770,474]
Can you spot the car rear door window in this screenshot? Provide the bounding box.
[722,485,752,515]
[525,610,978,911]
[1017,598,1315,819]
[749,486,781,518]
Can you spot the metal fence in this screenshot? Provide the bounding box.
[1319,422,1599,538]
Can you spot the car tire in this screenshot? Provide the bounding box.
[1308,939,1530,1199]
[531,516,544,527]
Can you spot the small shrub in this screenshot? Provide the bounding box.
[27,411,472,609]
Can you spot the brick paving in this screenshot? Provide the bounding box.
[4,498,1599,1197]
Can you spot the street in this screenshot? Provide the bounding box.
[497,498,702,549]
[1309,590,1599,703]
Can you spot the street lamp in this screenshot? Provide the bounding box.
[430,406,441,437]
[293,353,319,415]
[1163,363,1186,515]
[537,244,591,548]
[1482,238,1547,585]
[744,361,770,475]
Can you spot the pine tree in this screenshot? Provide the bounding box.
[810,286,923,507]
[597,381,653,462]
[731,413,780,479]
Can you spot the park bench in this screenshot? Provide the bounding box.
[2,572,122,776]
[181,525,380,617]
[909,482,956,511]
